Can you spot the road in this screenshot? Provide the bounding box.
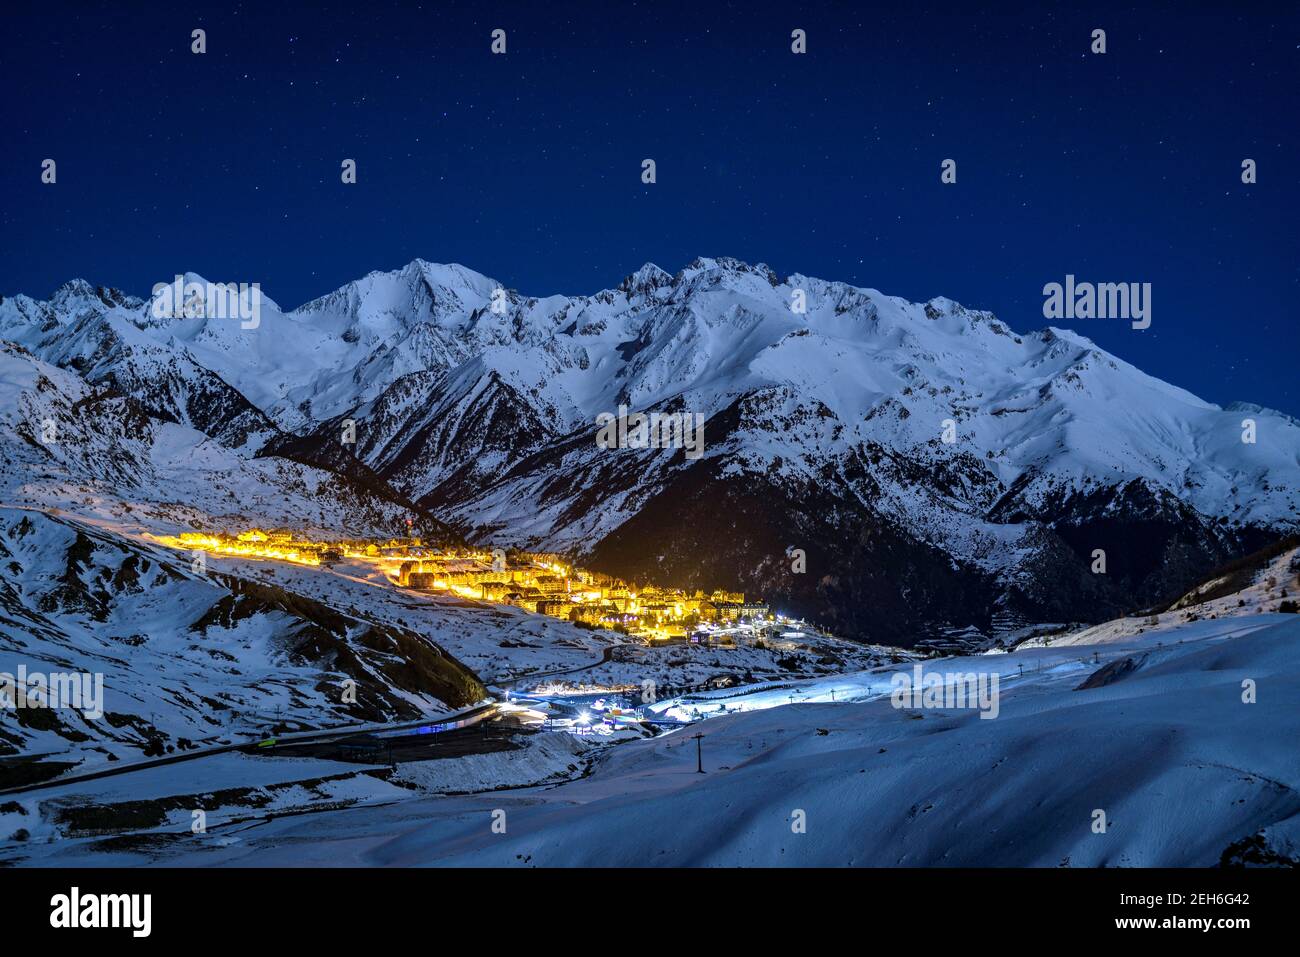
[0,702,501,797]
[486,641,630,690]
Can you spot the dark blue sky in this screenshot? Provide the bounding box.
[3,1,1297,415]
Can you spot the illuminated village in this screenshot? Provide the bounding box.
[151,529,770,643]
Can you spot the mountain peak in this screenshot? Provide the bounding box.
[49,279,142,313]
[676,256,780,288]
[51,277,96,298]
[618,263,672,296]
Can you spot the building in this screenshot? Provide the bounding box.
[569,605,608,625]
[505,589,546,613]
[536,599,574,619]
[479,580,516,601]
[533,575,569,595]
[407,572,443,590]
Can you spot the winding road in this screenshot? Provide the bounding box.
[0,702,501,797]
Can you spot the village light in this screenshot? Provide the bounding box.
[159,533,768,638]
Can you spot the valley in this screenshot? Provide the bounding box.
[1,256,1297,868]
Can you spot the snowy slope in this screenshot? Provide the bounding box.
[0,508,484,779]
[0,340,434,542]
[1018,539,1300,649]
[23,613,1298,867]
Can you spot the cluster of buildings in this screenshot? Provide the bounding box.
[395,549,769,641]
[152,528,442,567]
[153,529,770,642]
[151,528,344,566]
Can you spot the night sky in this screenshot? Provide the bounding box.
[3,1,1297,415]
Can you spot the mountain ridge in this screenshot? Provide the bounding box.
[3,257,1296,646]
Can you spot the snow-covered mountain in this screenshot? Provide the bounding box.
[0,339,449,547]
[4,258,1297,645]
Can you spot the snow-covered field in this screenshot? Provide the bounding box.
[10,612,1296,867]
[0,730,603,862]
